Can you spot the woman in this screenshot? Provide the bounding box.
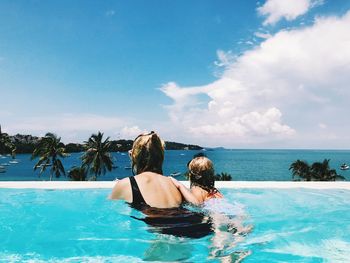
[171,156,223,205]
[110,131,182,209]
[110,131,213,239]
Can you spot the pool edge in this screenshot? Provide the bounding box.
[0,181,349,189]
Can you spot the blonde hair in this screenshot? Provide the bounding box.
[131,131,165,175]
[188,156,216,192]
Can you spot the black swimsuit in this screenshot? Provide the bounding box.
[129,176,149,210]
[128,176,213,238]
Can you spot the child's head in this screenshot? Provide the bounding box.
[188,156,216,192]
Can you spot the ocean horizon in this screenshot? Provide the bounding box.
[1,149,349,182]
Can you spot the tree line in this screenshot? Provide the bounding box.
[289,159,345,181]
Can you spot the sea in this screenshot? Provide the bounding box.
[0,149,349,181]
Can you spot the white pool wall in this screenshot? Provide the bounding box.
[0,181,349,189]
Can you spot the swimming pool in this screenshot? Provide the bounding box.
[1,184,349,262]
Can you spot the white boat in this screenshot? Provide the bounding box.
[0,163,10,166]
[170,172,181,177]
[124,166,132,170]
[340,163,349,170]
[37,163,52,167]
[0,165,6,173]
[9,160,19,164]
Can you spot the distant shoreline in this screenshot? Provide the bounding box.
[8,134,203,154]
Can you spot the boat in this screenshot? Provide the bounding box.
[0,165,6,173]
[170,172,181,177]
[340,163,349,170]
[124,166,132,170]
[9,160,19,164]
[112,165,118,169]
[38,163,52,167]
[0,163,10,166]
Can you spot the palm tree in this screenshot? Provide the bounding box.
[0,125,16,158]
[31,133,68,180]
[289,159,311,181]
[68,166,88,181]
[215,172,232,181]
[310,159,345,181]
[289,159,345,181]
[82,132,113,180]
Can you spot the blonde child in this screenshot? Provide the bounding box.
[171,156,223,205]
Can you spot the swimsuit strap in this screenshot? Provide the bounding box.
[129,176,147,206]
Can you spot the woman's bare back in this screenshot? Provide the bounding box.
[110,172,182,209]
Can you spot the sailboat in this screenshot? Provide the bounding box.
[340,163,349,170]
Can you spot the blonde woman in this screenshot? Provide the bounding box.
[110,131,182,209]
[171,156,223,205]
[110,132,214,239]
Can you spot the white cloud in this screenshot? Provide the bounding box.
[258,0,322,26]
[254,32,272,39]
[318,123,327,129]
[161,11,350,148]
[119,126,147,140]
[214,50,236,68]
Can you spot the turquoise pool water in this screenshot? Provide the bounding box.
[1,188,349,262]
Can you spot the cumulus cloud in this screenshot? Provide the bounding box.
[161,11,350,147]
[258,0,322,26]
[119,126,147,139]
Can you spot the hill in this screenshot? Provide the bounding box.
[8,134,203,153]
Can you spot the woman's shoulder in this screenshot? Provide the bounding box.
[136,172,166,182]
[109,177,131,200]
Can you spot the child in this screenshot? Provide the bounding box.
[171,156,223,205]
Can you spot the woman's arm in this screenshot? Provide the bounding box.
[170,178,200,205]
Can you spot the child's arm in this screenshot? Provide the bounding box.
[170,177,200,205]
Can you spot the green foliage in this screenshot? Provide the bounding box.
[65,143,84,153]
[0,126,16,158]
[184,171,233,181]
[289,159,345,181]
[215,172,232,181]
[289,159,311,181]
[68,166,88,181]
[183,152,232,181]
[82,132,114,181]
[32,133,68,180]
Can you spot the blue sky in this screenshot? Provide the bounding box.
[1,0,350,148]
